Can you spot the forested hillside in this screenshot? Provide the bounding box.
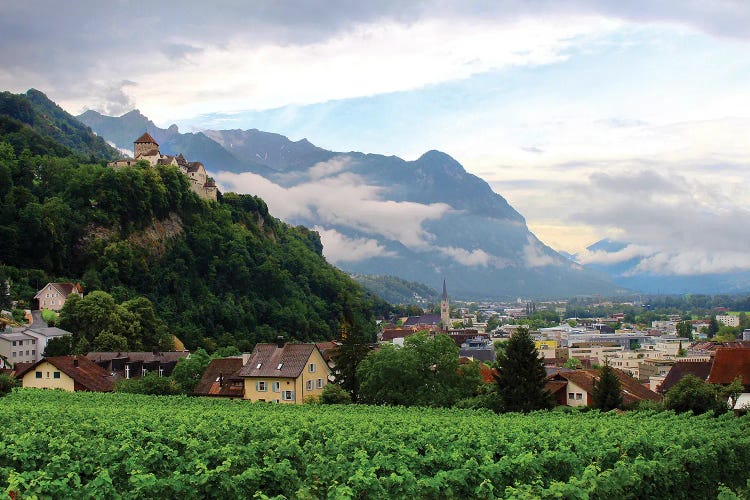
[0,93,381,351]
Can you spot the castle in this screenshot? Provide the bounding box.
[108,133,217,201]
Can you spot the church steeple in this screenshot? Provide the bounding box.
[440,279,450,331]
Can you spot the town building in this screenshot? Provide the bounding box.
[546,368,662,407]
[1,311,73,365]
[17,356,113,392]
[194,357,246,398]
[33,282,83,311]
[716,315,740,328]
[86,351,190,379]
[109,133,217,201]
[238,338,330,404]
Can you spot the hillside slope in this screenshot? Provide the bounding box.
[0,93,379,350]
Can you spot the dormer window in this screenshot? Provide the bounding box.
[277,363,283,370]
[256,363,262,369]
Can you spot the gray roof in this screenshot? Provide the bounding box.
[0,332,36,342]
[238,343,317,378]
[86,351,189,364]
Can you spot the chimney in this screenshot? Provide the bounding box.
[73,356,79,368]
[219,373,224,387]
[152,348,159,356]
[276,336,285,348]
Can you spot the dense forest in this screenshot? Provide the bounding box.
[0,90,383,351]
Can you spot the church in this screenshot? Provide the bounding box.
[108,133,217,201]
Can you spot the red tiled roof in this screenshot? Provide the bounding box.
[194,357,245,397]
[479,364,497,384]
[659,360,712,394]
[134,132,158,145]
[708,348,750,385]
[381,328,418,341]
[238,343,319,379]
[24,356,113,392]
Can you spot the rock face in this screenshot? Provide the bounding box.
[79,112,620,299]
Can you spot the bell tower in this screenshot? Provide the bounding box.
[440,279,450,331]
[133,132,159,158]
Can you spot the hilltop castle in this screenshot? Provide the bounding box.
[108,133,217,201]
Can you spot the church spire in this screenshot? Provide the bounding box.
[440,279,449,331]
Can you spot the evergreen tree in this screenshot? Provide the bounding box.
[332,329,371,402]
[591,361,623,411]
[494,327,552,412]
[708,316,720,338]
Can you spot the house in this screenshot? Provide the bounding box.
[1,311,73,364]
[238,338,330,404]
[708,348,750,389]
[194,357,245,398]
[658,360,712,394]
[16,356,113,392]
[108,133,218,201]
[86,351,189,379]
[33,282,83,311]
[546,368,662,407]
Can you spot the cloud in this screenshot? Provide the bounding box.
[522,236,556,268]
[314,226,396,263]
[436,247,510,269]
[215,158,453,249]
[88,80,137,117]
[577,244,654,265]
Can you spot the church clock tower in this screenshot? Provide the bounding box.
[440,279,450,331]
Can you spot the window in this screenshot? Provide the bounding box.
[308,363,316,373]
[53,372,60,379]
[272,381,280,392]
[306,380,313,391]
[317,378,324,388]
[25,350,29,356]
[31,350,35,356]
[35,371,42,379]
[11,352,16,358]
[257,381,267,392]
[282,390,294,401]
[11,341,15,347]
[576,393,583,400]
[568,393,575,399]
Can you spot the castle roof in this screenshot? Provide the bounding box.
[134,132,158,145]
[187,162,205,173]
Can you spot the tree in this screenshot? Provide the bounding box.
[494,327,552,412]
[0,373,18,397]
[664,374,725,415]
[332,328,372,401]
[720,376,744,411]
[591,362,623,411]
[357,332,479,407]
[115,372,179,395]
[171,349,211,394]
[564,357,582,370]
[320,383,352,404]
[708,316,720,338]
[43,335,73,357]
[676,320,693,339]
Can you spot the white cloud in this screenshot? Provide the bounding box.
[577,244,654,265]
[437,246,505,268]
[214,163,453,249]
[523,236,556,268]
[314,226,396,263]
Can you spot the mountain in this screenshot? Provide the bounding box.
[351,275,440,306]
[1,93,381,351]
[81,112,622,299]
[580,238,750,294]
[78,109,268,173]
[1,89,118,160]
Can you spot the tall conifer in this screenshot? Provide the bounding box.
[591,361,623,411]
[494,327,552,412]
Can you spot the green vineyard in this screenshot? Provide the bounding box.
[2,390,750,498]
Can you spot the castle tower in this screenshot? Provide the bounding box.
[133,132,159,159]
[440,279,450,331]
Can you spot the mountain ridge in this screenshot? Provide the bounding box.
[79,109,622,299]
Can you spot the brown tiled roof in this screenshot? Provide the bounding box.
[194,357,245,397]
[34,282,82,299]
[545,380,567,395]
[315,341,339,363]
[86,351,190,364]
[176,154,188,166]
[479,364,498,384]
[659,360,712,394]
[708,348,750,385]
[24,356,113,392]
[238,343,318,378]
[549,368,662,404]
[134,132,158,145]
[187,162,204,173]
[381,328,418,341]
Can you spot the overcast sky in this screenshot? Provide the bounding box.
[2,1,750,275]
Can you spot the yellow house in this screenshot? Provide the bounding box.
[535,340,558,360]
[238,340,331,404]
[18,356,114,392]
